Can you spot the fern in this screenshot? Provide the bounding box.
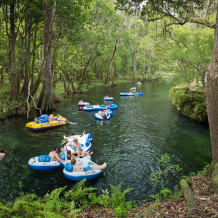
[66,201,82,217]
[64,179,97,207]
[0,202,11,217]
[95,182,133,217]
[11,194,41,216]
[43,186,67,202]
[39,210,64,218]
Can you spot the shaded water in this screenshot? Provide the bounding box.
[0,81,211,203]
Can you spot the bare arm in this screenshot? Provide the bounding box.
[55,153,65,162]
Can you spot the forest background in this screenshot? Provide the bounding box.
[2,0,218,165]
[0,0,214,115]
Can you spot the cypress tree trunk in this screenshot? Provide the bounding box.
[37,0,56,111]
[129,47,132,81]
[133,49,137,81]
[204,7,218,164]
[9,2,19,98]
[105,39,118,86]
[143,51,146,80]
[21,4,32,97]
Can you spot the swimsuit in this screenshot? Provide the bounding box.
[83,166,93,171]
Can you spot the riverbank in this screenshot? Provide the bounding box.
[0,163,217,217]
[0,78,130,119]
[127,165,218,217]
[169,85,208,123]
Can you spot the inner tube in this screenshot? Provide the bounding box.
[95,111,111,120]
[78,102,89,106]
[28,155,61,171]
[63,158,102,181]
[83,105,107,111]
[103,97,114,101]
[107,104,118,110]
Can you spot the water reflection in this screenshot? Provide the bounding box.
[0,81,211,203]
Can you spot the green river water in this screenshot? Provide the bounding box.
[0,81,211,203]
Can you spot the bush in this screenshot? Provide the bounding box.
[169,86,207,122]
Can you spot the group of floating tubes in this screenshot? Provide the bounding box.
[120,92,135,96]
[26,116,67,131]
[83,104,118,112]
[28,134,101,181]
[120,91,144,96]
[65,134,92,153]
[27,85,144,181]
[77,95,118,122]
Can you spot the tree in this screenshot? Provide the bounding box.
[116,0,218,164]
[37,0,56,111]
[204,7,218,164]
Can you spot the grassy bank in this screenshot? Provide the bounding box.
[169,84,207,123]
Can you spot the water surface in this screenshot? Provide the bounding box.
[0,81,211,203]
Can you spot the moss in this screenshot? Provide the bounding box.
[169,86,207,122]
[180,179,196,208]
[211,163,218,194]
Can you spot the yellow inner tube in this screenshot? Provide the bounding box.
[26,116,67,129]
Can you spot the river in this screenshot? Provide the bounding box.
[0,81,211,203]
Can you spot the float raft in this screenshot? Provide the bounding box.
[63,159,102,181]
[83,105,107,111]
[28,155,61,171]
[26,116,67,131]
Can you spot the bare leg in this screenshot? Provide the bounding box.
[92,162,107,170]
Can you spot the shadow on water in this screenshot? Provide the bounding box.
[0,81,211,203]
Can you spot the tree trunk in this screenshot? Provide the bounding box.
[149,51,152,79]
[9,2,19,98]
[37,0,56,111]
[133,49,137,81]
[129,47,132,81]
[143,58,146,80]
[112,64,115,85]
[31,27,36,80]
[204,7,218,165]
[21,4,32,97]
[105,39,119,86]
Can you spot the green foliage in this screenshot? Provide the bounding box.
[89,182,133,217]
[150,154,182,186]
[149,154,183,202]
[0,180,133,217]
[64,179,97,208]
[150,188,182,202]
[0,180,97,217]
[169,87,207,122]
